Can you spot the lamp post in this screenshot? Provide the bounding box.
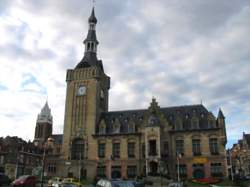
[41,147,46,187]
[34,139,52,187]
[176,153,182,182]
[159,161,164,187]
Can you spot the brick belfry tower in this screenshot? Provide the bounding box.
[62,7,110,179]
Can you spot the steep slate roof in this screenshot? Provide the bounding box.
[97,104,212,134]
[218,108,225,119]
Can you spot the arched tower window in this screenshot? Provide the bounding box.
[87,43,91,51]
[71,138,84,160]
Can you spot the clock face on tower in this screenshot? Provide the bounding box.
[77,86,86,96]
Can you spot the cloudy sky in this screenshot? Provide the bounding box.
[0,0,249,147]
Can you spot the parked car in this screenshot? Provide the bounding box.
[128,180,145,187]
[62,178,81,187]
[244,174,250,180]
[12,175,36,187]
[48,177,63,187]
[0,173,11,186]
[168,182,183,187]
[62,182,78,187]
[96,179,135,187]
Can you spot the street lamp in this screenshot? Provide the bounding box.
[176,153,182,182]
[34,138,53,187]
[159,161,165,187]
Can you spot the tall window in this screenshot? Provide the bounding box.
[142,143,145,158]
[71,139,84,160]
[113,143,120,158]
[209,138,219,155]
[210,163,222,177]
[176,140,184,155]
[162,141,169,157]
[192,139,201,156]
[128,142,135,158]
[127,166,137,178]
[149,140,157,156]
[97,166,106,178]
[98,143,105,158]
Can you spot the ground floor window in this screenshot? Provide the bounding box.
[127,166,137,178]
[193,164,205,179]
[112,166,121,179]
[97,166,106,178]
[211,163,222,177]
[48,163,56,173]
[177,164,187,178]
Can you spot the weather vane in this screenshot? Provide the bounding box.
[92,0,96,7]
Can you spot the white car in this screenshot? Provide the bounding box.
[168,182,183,187]
[48,177,63,187]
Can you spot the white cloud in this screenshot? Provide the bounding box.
[0,1,249,149]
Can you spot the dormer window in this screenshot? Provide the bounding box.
[169,115,173,120]
[128,123,135,133]
[99,125,106,135]
[113,123,120,134]
[201,113,204,118]
[175,118,183,130]
[192,118,199,129]
[185,114,189,119]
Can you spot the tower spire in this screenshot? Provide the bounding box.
[75,7,103,71]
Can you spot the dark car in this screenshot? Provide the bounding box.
[0,173,11,186]
[12,175,36,187]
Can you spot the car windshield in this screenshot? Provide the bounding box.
[18,175,29,180]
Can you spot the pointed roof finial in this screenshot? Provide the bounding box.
[89,7,97,24]
[218,108,225,119]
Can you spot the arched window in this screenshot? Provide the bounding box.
[87,43,90,51]
[71,139,84,160]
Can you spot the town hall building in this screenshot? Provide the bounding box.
[34,8,228,181]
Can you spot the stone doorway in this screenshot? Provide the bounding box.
[149,161,158,176]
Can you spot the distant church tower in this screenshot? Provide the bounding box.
[34,101,53,144]
[62,7,110,171]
